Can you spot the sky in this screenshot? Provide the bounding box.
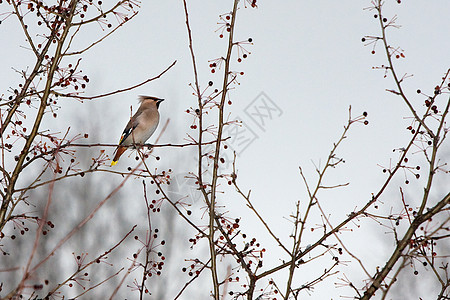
[1,0,449,299]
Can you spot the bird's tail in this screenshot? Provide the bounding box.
[111,146,126,166]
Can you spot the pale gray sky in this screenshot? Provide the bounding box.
[1,1,449,299]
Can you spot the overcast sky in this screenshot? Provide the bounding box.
[1,1,449,299]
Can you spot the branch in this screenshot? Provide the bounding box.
[361,193,450,299]
[53,60,177,100]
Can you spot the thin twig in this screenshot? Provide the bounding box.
[53,60,177,100]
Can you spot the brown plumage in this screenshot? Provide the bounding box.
[111,96,164,166]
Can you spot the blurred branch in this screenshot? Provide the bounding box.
[20,163,144,294]
[12,172,56,297]
[46,226,136,298]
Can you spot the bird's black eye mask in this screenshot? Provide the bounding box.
[156,99,164,109]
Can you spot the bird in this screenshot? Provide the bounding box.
[111,96,164,166]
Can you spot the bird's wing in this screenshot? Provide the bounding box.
[119,117,139,145]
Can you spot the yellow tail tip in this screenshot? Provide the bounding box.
[111,160,118,166]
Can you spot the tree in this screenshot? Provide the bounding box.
[0,0,448,299]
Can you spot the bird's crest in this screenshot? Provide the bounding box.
[138,95,163,103]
